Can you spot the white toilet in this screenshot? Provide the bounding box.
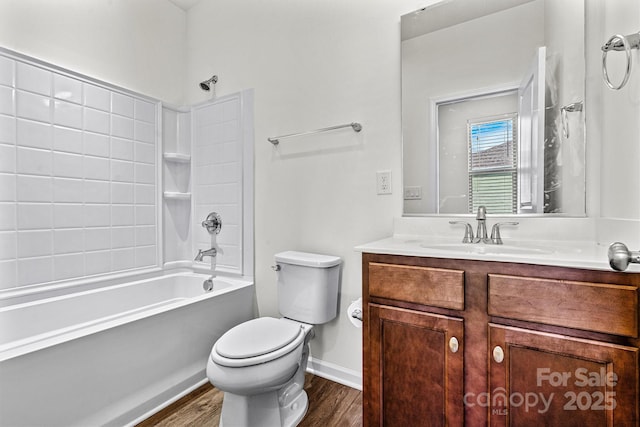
[206,251,341,427]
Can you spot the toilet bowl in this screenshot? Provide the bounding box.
[207,317,310,394]
[206,317,314,426]
[206,251,341,427]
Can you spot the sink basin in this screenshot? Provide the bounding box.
[419,243,554,256]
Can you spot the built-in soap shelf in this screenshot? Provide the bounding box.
[163,152,191,163]
[163,191,191,200]
[163,152,191,201]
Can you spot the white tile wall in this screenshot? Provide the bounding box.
[53,74,82,104]
[192,96,244,273]
[0,52,159,290]
[0,56,14,87]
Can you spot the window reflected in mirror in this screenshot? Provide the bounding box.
[468,116,517,214]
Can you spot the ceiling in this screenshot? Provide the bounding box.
[168,0,201,11]
[401,0,536,41]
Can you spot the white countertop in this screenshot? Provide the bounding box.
[355,235,640,273]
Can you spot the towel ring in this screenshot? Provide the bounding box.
[601,33,638,90]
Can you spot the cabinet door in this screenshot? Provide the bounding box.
[365,304,464,427]
[488,324,639,427]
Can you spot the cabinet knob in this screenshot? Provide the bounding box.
[449,337,459,353]
[493,345,504,363]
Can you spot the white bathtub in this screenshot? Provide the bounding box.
[0,271,255,427]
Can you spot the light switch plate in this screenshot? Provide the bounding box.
[404,186,422,200]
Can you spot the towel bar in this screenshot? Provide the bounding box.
[268,122,362,145]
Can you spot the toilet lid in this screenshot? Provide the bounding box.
[215,317,302,359]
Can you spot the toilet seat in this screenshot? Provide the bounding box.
[211,317,306,368]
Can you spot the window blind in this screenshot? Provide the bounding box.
[468,115,517,214]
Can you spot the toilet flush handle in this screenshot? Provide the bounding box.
[271,264,281,272]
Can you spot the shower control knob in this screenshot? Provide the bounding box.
[608,242,640,271]
[202,212,222,235]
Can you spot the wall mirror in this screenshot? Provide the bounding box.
[402,0,586,216]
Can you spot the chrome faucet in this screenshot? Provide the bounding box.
[473,206,491,244]
[450,206,518,245]
[194,247,217,261]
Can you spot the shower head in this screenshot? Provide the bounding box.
[199,75,218,91]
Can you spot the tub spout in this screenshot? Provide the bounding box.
[195,248,217,262]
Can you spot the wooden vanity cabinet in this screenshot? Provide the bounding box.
[488,324,638,427]
[368,304,464,426]
[362,253,640,427]
[363,256,470,427]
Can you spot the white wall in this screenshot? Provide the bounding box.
[597,0,640,220]
[184,0,422,373]
[0,0,187,106]
[586,0,640,249]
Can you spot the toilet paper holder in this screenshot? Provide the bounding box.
[347,298,363,328]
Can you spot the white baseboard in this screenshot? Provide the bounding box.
[306,357,362,391]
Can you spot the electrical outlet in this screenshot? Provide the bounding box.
[404,186,422,200]
[376,171,392,195]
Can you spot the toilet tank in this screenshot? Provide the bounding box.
[275,251,341,324]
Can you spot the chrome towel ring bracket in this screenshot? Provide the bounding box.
[601,32,640,90]
[560,101,583,139]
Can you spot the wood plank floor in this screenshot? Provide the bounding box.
[137,374,362,427]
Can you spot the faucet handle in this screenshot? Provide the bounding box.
[449,221,474,243]
[490,222,519,245]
